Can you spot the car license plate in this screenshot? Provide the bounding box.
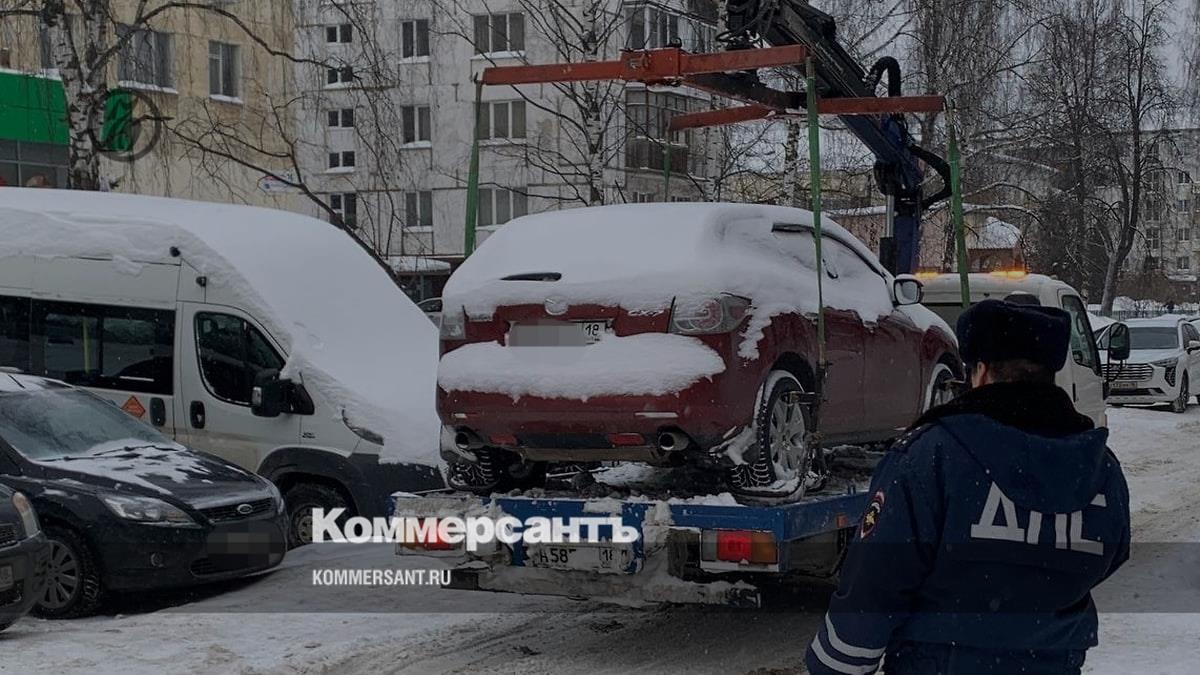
[526,544,632,574]
[1112,381,1137,390]
[0,565,13,592]
[508,320,611,346]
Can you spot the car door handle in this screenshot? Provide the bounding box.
[190,401,206,429]
[150,398,166,427]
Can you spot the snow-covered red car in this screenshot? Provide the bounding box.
[436,203,960,497]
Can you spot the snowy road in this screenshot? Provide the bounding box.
[3,405,1198,674]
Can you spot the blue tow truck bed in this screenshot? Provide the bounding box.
[391,479,868,607]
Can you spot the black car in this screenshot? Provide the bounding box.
[0,482,48,631]
[0,373,288,617]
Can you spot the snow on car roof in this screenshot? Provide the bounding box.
[443,203,902,359]
[0,188,439,466]
[1125,316,1188,327]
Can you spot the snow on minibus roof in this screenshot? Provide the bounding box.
[0,189,439,467]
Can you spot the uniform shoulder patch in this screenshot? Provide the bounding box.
[859,489,886,539]
[889,423,935,454]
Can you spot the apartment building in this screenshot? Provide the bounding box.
[0,1,304,210]
[293,0,726,297]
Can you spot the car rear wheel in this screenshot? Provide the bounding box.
[726,372,813,499]
[1171,374,1189,414]
[446,449,547,495]
[286,483,350,548]
[33,526,103,619]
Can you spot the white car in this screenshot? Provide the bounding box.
[921,272,1109,426]
[1100,316,1200,412]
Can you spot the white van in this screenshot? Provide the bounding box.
[0,189,443,544]
[919,272,1111,426]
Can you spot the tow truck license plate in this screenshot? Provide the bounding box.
[526,544,632,574]
[0,565,12,591]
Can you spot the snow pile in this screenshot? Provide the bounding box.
[443,203,897,363]
[969,216,1021,249]
[0,189,440,466]
[1088,313,1116,331]
[438,333,725,400]
[36,440,226,495]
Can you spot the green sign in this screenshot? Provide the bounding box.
[101,89,134,152]
[0,71,68,145]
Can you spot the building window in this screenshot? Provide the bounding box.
[472,13,525,54]
[1177,255,1191,271]
[326,65,354,86]
[328,193,358,227]
[631,192,655,203]
[625,90,699,174]
[1146,227,1160,250]
[208,41,240,98]
[401,19,430,58]
[1179,227,1191,243]
[326,24,353,43]
[327,108,355,128]
[328,150,356,170]
[1178,199,1193,213]
[477,101,526,140]
[118,26,174,88]
[0,139,69,188]
[477,188,528,227]
[404,190,434,229]
[401,105,431,144]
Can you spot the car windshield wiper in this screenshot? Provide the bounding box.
[91,443,175,457]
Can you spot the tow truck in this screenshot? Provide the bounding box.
[394,0,955,605]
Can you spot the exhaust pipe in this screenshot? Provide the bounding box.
[657,431,689,452]
[454,430,485,451]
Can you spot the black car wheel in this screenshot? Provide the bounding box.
[1171,374,1189,414]
[33,526,103,619]
[447,448,546,495]
[286,483,350,548]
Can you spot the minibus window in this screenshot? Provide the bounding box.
[29,300,175,395]
[195,313,284,405]
[0,295,30,371]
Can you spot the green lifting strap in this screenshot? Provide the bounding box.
[947,106,970,307]
[806,58,828,371]
[464,78,484,257]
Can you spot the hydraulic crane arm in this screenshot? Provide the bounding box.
[724,0,952,273]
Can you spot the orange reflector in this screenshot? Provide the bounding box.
[713,530,778,564]
[989,269,1028,279]
[489,433,518,446]
[607,433,646,447]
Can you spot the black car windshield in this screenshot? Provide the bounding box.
[0,389,171,460]
[1126,326,1180,351]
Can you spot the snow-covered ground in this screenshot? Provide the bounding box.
[3,405,1197,674]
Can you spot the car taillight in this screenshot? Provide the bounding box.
[700,529,778,564]
[670,295,750,335]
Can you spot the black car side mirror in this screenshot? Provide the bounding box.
[251,369,287,418]
[1107,322,1131,363]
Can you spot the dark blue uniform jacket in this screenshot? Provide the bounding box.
[806,382,1131,675]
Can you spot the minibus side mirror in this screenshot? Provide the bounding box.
[1107,323,1131,363]
[251,369,286,418]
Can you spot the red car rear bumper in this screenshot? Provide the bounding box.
[438,381,753,463]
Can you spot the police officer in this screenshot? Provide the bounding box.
[805,299,1131,675]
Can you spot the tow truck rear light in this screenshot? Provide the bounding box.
[607,433,646,447]
[700,529,778,564]
[401,518,455,551]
